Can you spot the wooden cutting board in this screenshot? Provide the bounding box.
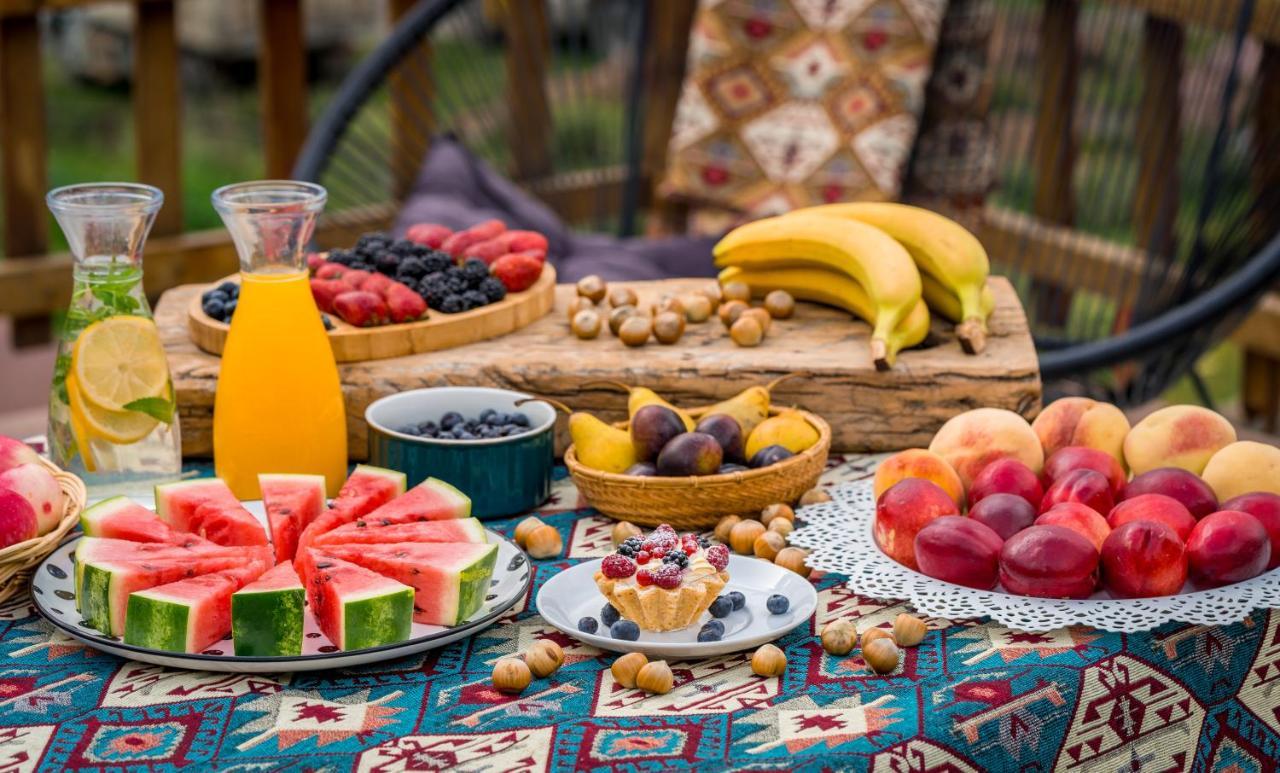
[156,276,1042,460]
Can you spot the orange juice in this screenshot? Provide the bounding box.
[213,270,347,498]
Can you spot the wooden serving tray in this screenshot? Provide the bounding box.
[187,264,556,363]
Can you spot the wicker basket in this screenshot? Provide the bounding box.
[0,456,86,605]
[565,409,830,529]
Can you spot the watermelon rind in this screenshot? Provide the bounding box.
[73,538,269,604]
[315,517,486,547]
[300,550,414,650]
[345,464,407,495]
[232,562,305,656]
[123,565,262,653]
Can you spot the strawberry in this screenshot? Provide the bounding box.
[440,219,506,258]
[309,278,348,314]
[340,269,371,288]
[462,231,550,266]
[359,272,394,297]
[490,252,543,292]
[306,252,328,274]
[332,290,388,327]
[405,223,453,249]
[503,230,549,254]
[460,237,510,265]
[315,263,347,281]
[384,282,427,323]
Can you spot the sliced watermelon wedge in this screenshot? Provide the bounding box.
[315,541,497,626]
[297,549,414,650]
[154,478,268,546]
[296,465,409,551]
[259,473,327,563]
[74,538,272,601]
[232,561,306,656]
[80,496,206,545]
[315,517,486,547]
[123,564,267,653]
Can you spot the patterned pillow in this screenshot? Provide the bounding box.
[660,0,948,229]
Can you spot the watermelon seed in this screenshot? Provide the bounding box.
[203,650,222,655]
[319,645,338,653]
[486,595,497,601]
[306,633,321,638]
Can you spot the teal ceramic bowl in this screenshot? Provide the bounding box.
[365,387,556,519]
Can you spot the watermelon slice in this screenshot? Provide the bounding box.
[80,496,207,545]
[231,561,306,656]
[315,541,497,626]
[297,549,414,650]
[259,473,327,563]
[154,478,268,547]
[74,538,272,602]
[123,564,267,653]
[315,517,486,547]
[296,465,409,551]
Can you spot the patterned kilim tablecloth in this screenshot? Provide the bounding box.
[1,456,1278,772]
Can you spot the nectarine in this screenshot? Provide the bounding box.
[1043,446,1126,495]
[1036,503,1111,552]
[874,479,960,570]
[874,448,964,507]
[968,493,1037,540]
[1221,492,1280,570]
[0,490,37,549]
[1106,493,1196,542]
[1039,469,1115,516]
[914,516,1004,589]
[999,525,1099,599]
[968,458,1043,509]
[1121,467,1218,519]
[1100,521,1187,598]
[1186,510,1271,587]
[928,408,1044,491]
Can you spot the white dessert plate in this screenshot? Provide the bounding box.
[536,554,817,658]
[30,500,530,673]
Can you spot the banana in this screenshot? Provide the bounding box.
[920,273,996,353]
[798,202,991,353]
[719,265,930,370]
[713,214,922,363]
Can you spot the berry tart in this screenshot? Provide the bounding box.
[594,524,730,632]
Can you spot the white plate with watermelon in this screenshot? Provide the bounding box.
[30,466,532,673]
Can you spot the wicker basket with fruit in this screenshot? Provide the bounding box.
[0,438,87,604]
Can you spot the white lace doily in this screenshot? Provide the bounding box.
[789,480,1280,633]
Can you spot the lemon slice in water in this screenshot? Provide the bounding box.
[67,369,158,445]
[73,315,169,412]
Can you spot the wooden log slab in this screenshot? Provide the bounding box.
[156,276,1042,460]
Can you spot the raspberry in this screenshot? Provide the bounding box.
[706,543,729,571]
[635,569,654,587]
[652,564,683,589]
[601,554,635,579]
[636,550,651,564]
[655,524,676,535]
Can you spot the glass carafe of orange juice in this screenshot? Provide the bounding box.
[211,181,346,498]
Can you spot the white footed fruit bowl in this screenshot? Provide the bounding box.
[789,481,1280,633]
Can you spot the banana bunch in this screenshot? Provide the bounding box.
[712,203,994,368]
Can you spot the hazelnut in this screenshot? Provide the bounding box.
[635,660,674,694]
[862,637,900,674]
[525,639,564,678]
[608,286,638,308]
[608,304,638,335]
[652,311,685,345]
[514,516,545,547]
[821,620,856,655]
[798,487,833,506]
[721,280,752,303]
[768,518,794,537]
[751,643,787,677]
[764,290,795,319]
[729,316,763,347]
[618,316,652,347]
[566,295,595,319]
[651,295,685,318]
[611,651,649,688]
[525,524,563,559]
[699,284,723,310]
[773,546,811,578]
[729,519,766,554]
[860,627,892,649]
[893,613,927,647]
[681,294,712,323]
[571,309,602,339]
[742,307,772,335]
[753,530,785,561]
[760,503,795,527]
[577,275,607,303]
[719,300,749,328]
[611,520,642,546]
[492,658,532,693]
[714,514,742,543]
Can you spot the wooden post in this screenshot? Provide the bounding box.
[1243,43,1280,431]
[641,0,697,235]
[389,0,433,199]
[0,12,49,345]
[259,0,308,179]
[134,0,183,236]
[1133,16,1183,257]
[502,0,552,180]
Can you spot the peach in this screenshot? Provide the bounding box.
[874,478,960,570]
[999,525,1099,599]
[1122,468,1218,520]
[969,493,1037,540]
[0,489,37,549]
[1036,503,1111,552]
[928,408,1044,491]
[1043,446,1126,495]
[1222,493,1280,570]
[873,448,964,507]
[0,436,39,476]
[1123,405,1236,476]
[0,463,63,536]
[1106,493,1196,542]
[1032,397,1130,464]
[1100,521,1187,598]
[968,458,1043,509]
[914,516,1004,589]
[1039,469,1114,516]
[1200,441,1280,501]
[1186,510,1271,586]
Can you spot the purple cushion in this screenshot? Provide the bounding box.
[393,136,717,281]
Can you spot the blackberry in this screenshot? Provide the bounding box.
[395,257,428,283]
[440,294,466,313]
[421,250,452,274]
[662,550,689,568]
[327,249,357,267]
[375,251,401,275]
[461,290,488,310]
[617,537,643,557]
[389,238,419,256]
[478,277,507,303]
[355,232,390,255]
[349,261,374,273]
[460,258,489,284]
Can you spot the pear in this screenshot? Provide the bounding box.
[746,408,819,459]
[569,412,638,474]
[587,381,695,431]
[699,374,804,438]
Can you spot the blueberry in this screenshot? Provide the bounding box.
[217,281,239,296]
[577,617,599,634]
[401,425,421,436]
[479,408,497,422]
[224,299,237,317]
[600,603,620,627]
[440,412,464,430]
[320,313,334,331]
[697,620,724,642]
[204,290,229,304]
[512,413,530,427]
[766,594,789,614]
[457,431,476,440]
[708,596,733,618]
[417,421,438,436]
[451,426,469,439]
[202,299,226,319]
[702,619,725,636]
[610,620,640,641]
[727,591,746,611]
